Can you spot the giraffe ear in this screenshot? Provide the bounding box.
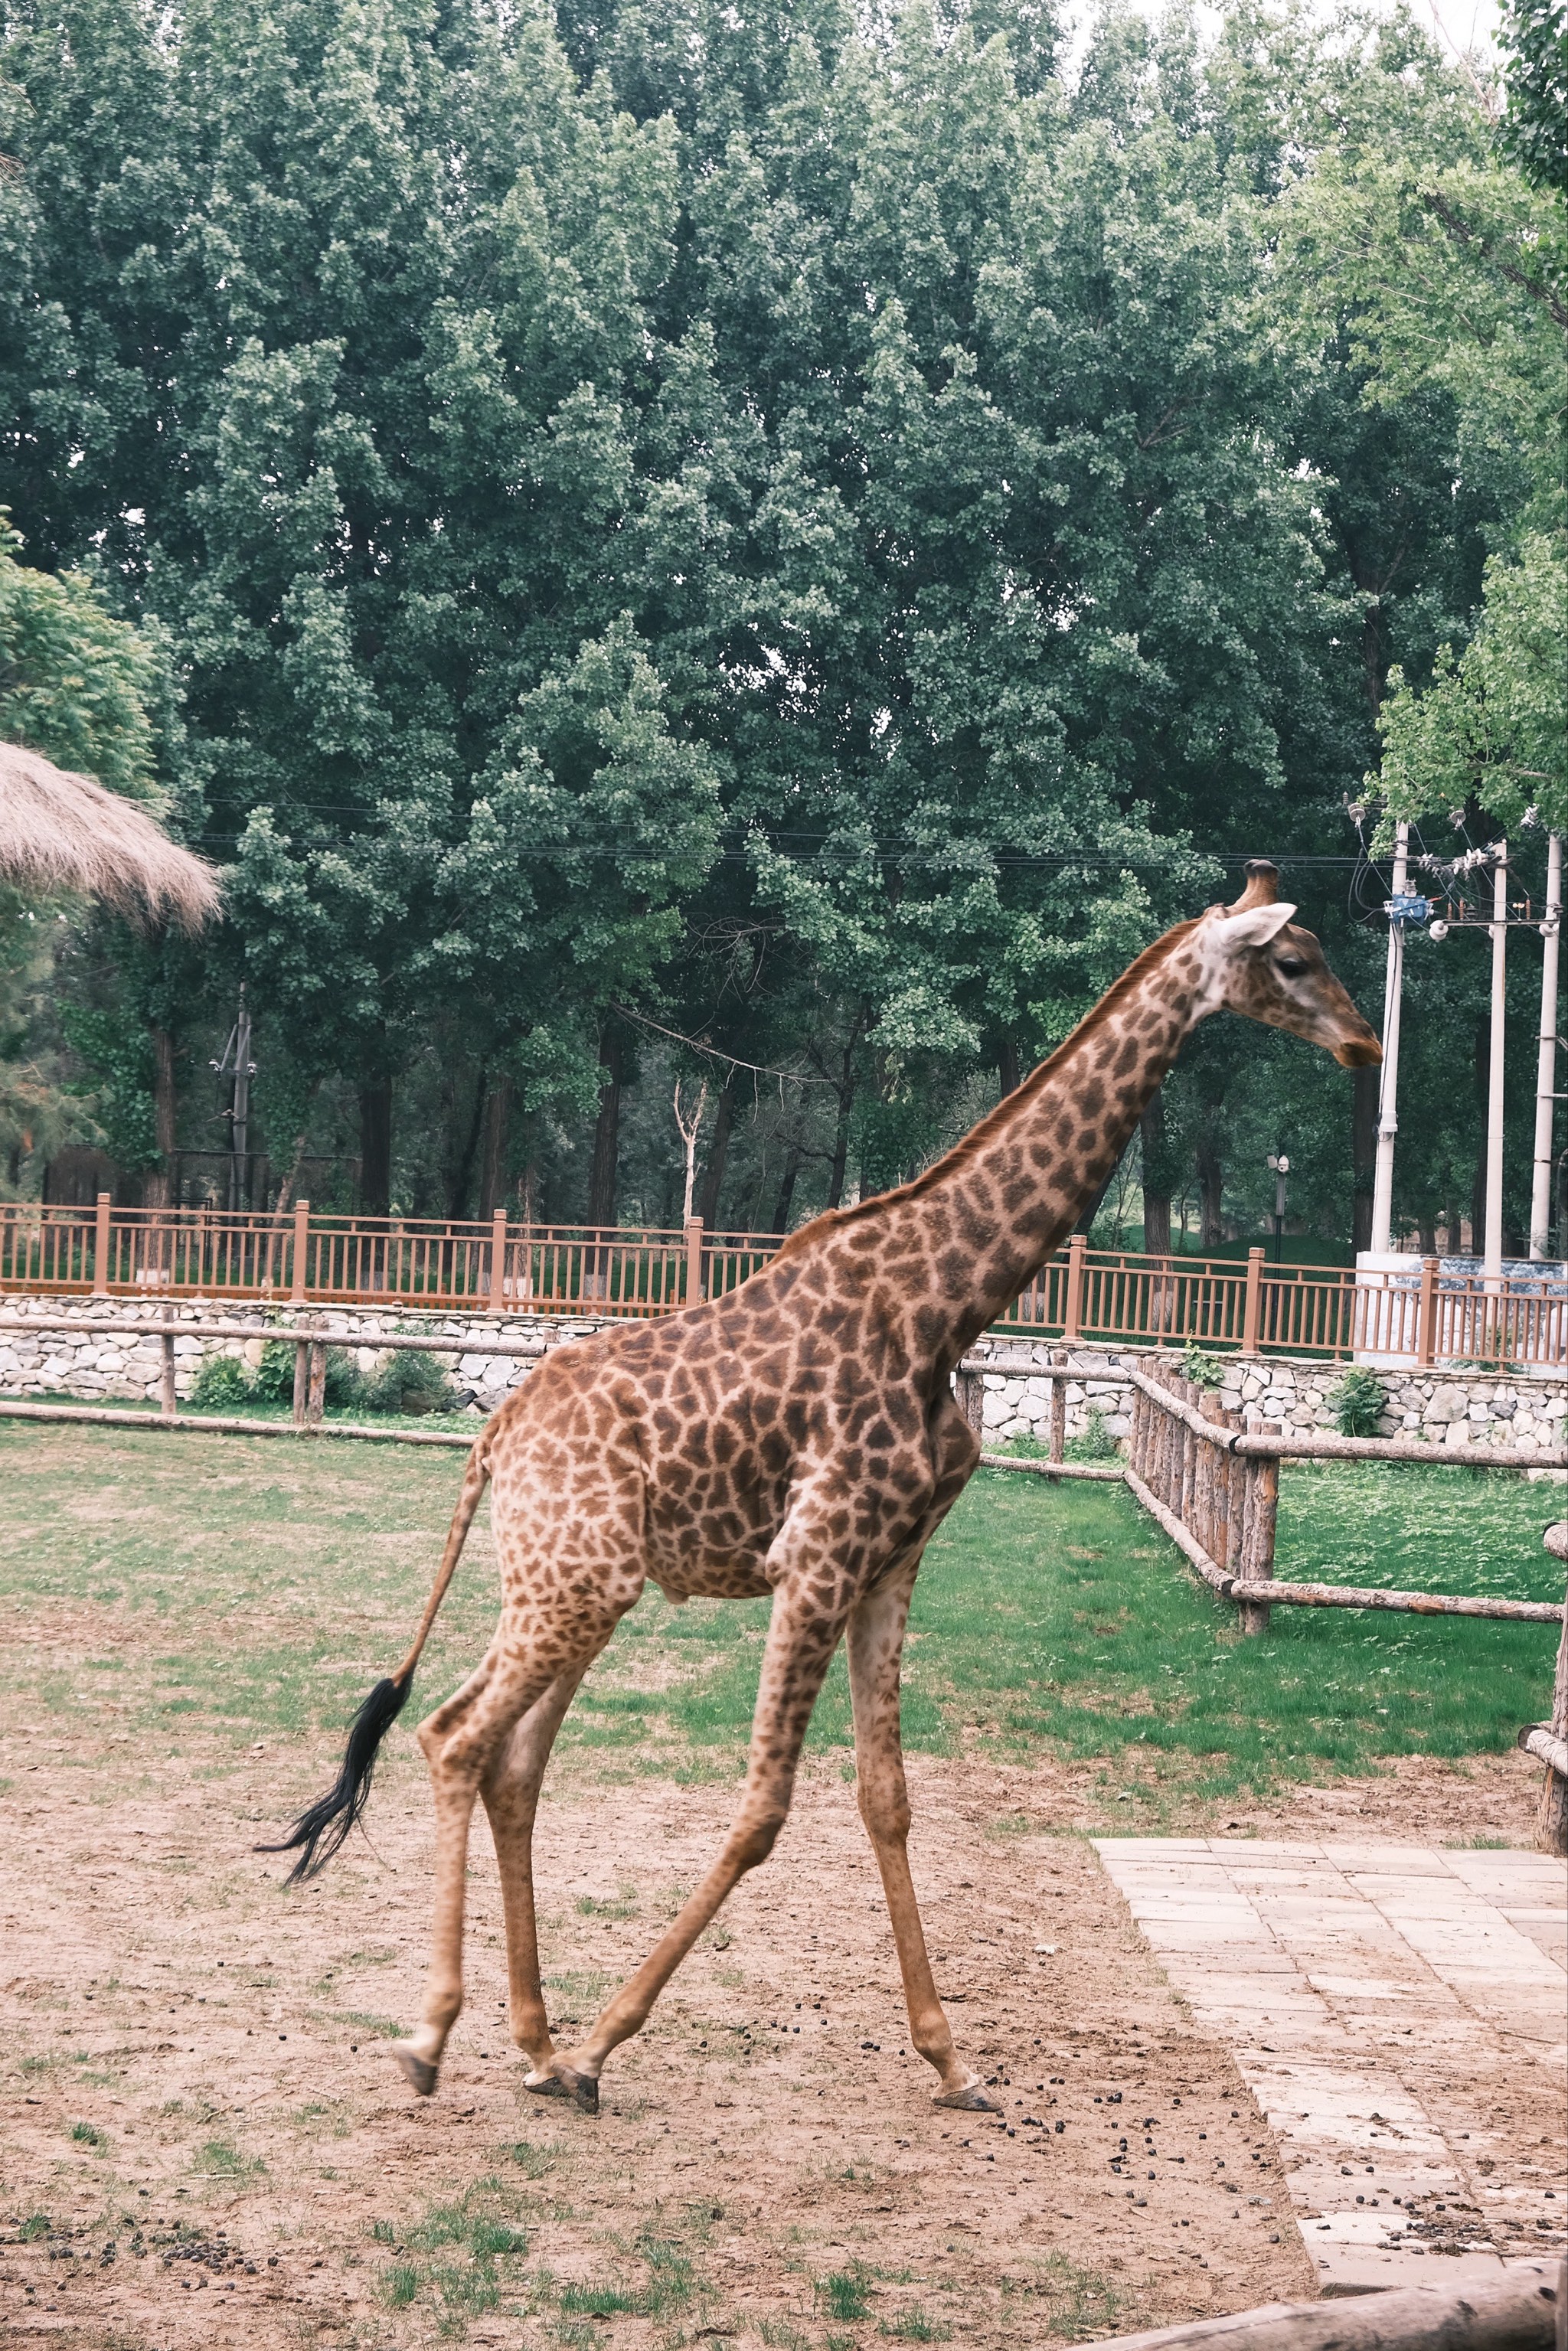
[1214,902,1298,949]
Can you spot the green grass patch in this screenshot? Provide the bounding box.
[0,1427,1557,1817]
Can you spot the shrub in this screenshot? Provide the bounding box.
[1066,1406,1120,1461]
[1181,1344,1227,1389]
[1329,1366,1385,1437]
[250,1338,363,1411]
[361,1347,453,1415]
[189,1353,251,1410]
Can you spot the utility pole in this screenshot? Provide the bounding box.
[1369,821,1409,1256]
[1485,844,1508,1291]
[1530,831,1563,1261]
[211,986,256,1213]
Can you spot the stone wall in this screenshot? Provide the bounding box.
[2,1296,1566,1464]
[963,1336,1568,1464]
[0,1298,602,1412]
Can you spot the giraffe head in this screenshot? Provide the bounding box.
[1199,861,1382,1069]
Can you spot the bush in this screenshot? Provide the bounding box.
[1065,1405,1120,1461]
[361,1347,454,1415]
[1181,1344,1227,1389]
[189,1353,252,1410]
[1329,1366,1385,1437]
[250,1338,364,1411]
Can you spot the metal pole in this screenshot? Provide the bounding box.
[1369,821,1408,1255]
[230,987,252,1213]
[1485,842,1508,1291]
[1531,831,1562,1261]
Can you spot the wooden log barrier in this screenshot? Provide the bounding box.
[1067,2256,1562,2351]
[0,1399,474,1447]
[1229,1576,1563,1624]
[978,1452,1124,1483]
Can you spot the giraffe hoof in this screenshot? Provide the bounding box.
[525,2062,599,2114]
[933,2082,1003,2114]
[390,2042,439,2098]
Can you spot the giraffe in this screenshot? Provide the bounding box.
[265,861,1380,2116]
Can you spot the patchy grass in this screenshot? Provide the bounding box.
[0,1426,1557,1819]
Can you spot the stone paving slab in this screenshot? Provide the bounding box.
[1094,1839,1567,2297]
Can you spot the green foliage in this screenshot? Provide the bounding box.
[1499,0,1568,191]
[249,1340,363,1412]
[1376,534,1568,834]
[1065,1407,1122,1461]
[1181,1345,1227,1390]
[188,1355,253,1411]
[0,520,160,802]
[361,1348,453,1415]
[1329,1367,1387,1438]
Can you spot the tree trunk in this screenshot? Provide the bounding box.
[586,1030,623,1231]
[1197,1129,1223,1249]
[697,1076,736,1229]
[770,1141,804,1234]
[1471,1015,1488,1255]
[447,1060,488,1220]
[997,1037,1021,1098]
[826,1052,855,1210]
[359,1072,393,1216]
[1352,1060,1377,1253]
[142,1025,178,1209]
[479,1073,514,1220]
[1139,1091,1172,1258]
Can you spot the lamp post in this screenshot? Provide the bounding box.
[1267,1152,1290,1264]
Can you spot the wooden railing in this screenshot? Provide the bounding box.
[5,1199,1568,1366]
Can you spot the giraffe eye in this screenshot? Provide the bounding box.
[1275,957,1307,978]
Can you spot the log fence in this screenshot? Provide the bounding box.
[8,1198,1568,1367]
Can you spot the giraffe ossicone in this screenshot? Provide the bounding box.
[263,862,1380,2117]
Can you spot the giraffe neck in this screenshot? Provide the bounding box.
[874,921,1210,1364]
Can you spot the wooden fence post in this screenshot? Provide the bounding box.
[1063,1233,1086,1341]
[292,1321,310,1429]
[1238,1422,1281,1635]
[1050,1345,1067,1464]
[1416,1253,1439,1369]
[489,1207,508,1312]
[92,1192,113,1296]
[1241,1245,1264,1357]
[291,1199,309,1303]
[306,1328,327,1426]
[159,1299,178,1419]
[1222,1404,1246,1574]
[685,1216,704,1308]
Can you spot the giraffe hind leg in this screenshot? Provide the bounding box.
[480,1660,598,2082]
[390,1642,566,2097]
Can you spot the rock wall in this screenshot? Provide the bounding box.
[2,1295,1566,1464]
[0,1298,601,1412]
[962,1337,1568,1463]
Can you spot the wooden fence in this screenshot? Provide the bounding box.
[5,1198,1568,1367]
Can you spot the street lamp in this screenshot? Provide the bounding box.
[1267,1152,1290,1264]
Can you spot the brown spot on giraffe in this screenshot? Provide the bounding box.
[263,862,1379,2117]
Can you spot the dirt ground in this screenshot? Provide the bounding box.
[2,1680,1550,2351]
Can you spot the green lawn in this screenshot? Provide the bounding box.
[0,1426,1559,1816]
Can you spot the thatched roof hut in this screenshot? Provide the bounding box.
[0,742,220,931]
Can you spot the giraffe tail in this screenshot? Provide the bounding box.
[258,1437,493,1885]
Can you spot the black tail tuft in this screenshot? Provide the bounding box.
[256,1673,411,1885]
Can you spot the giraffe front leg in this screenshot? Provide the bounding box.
[847,1565,1001,2114]
[528,1562,852,2113]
